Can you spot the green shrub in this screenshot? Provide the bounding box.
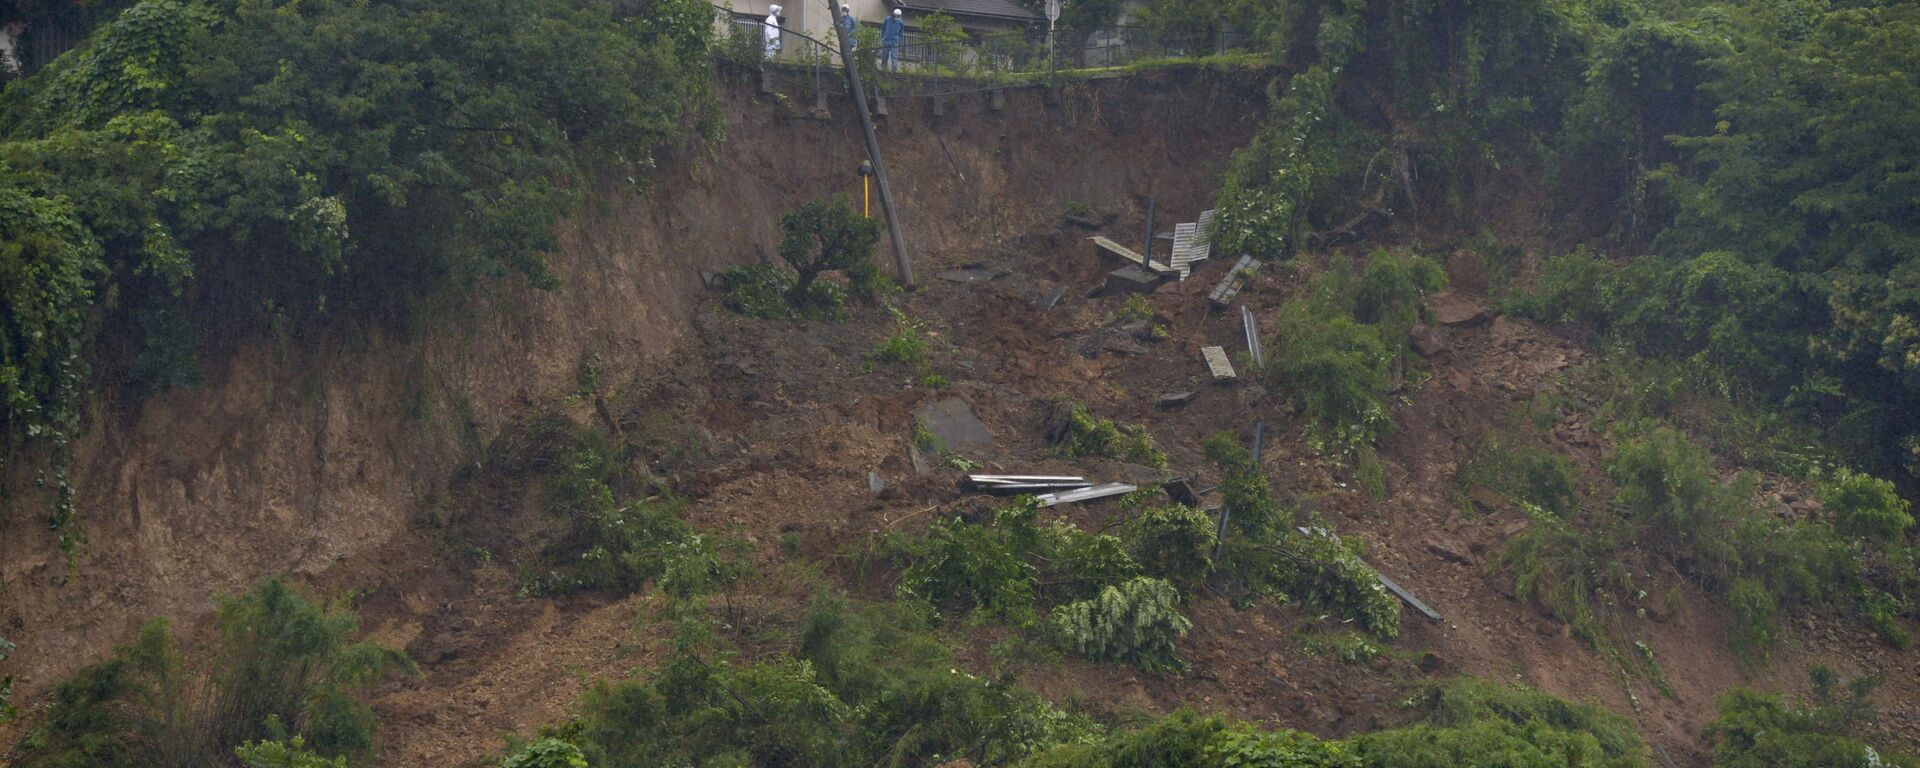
[235,738,348,768]
[500,738,587,768]
[1048,577,1192,673]
[720,263,798,318]
[1706,669,1914,768]
[897,503,1046,623]
[1266,298,1393,457]
[1820,469,1914,544]
[867,307,942,387]
[1350,249,1447,340]
[1201,432,1396,636]
[14,580,409,768]
[1053,404,1168,469]
[1114,294,1154,324]
[1460,437,1582,517]
[1122,505,1216,588]
[1497,502,1629,647]
[1350,679,1646,768]
[1045,523,1143,602]
[1502,249,1614,327]
[779,196,882,313]
[1262,530,1401,640]
[562,597,1095,768]
[1204,432,1282,540]
[521,436,734,598]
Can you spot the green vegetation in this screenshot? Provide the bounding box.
[1203,432,1401,639]
[867,307,945,387]
[0,635,14,720]
[1821,469,1914,545]
[1348,679,1646,768]
[1023,679,1645,768]
[518,424,736,598]
[1048,577,1192,673]
[500,738,587,768]
[1052,403,1167,470]
[1707,668,1916,768]
[1459,434,1581,518]
[235,738,348,768]
[1262,251,1444,487]
[11,580,409,767]
[524,598,1097,768]
[1497,423,1891,658]
[721,196,885,320]
[1120,503,1215,590]
[0,0,717,554]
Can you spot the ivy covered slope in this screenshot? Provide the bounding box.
[0,0,716,550]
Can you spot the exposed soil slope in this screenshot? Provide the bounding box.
[5,65,1915,768]
[0,66,1262,716]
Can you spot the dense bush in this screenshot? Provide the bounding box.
[1501,423,1873,656]
[1459,436,1581,518]
[1269,303,1392,456]
[1051,403,1167,469]
[1048,577,1192,673]
[522,432,734,598]
[1202,431,1399,638]
[1023,679,1642,768]
[235,738,349,768]
[897,502,1047,623]
[1262,251,1442,469]
[1820,469,1914,545]
[1707,668,1916,768]
[1348,679,1646,768]
[1259,529,1402,640]
[12,580,409,767]
[1022,710,1358,768]
[541,598,1096,768]
[0,0,716,553]
[1121,504,1216,588]
[500,738,587,768]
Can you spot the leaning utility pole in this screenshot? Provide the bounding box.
[829,2,915,287]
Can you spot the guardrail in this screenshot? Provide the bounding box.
[712,8,1255,103]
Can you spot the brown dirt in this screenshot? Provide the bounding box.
[5,65,1917,768]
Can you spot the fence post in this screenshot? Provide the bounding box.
[813,45,828,113]
[932,41,944,117]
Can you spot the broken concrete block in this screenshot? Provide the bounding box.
[912,397,994,451]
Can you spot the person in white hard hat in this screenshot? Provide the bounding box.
[880,8,904,71]
[839,4,857,50]
[763,5,783,59]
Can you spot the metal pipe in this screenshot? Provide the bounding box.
[830,2,915,287]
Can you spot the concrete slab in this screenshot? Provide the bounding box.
[913,397,994,451]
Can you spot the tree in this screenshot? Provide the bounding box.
[777,195,881,312]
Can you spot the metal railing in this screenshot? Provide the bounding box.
[712,8,1255,103]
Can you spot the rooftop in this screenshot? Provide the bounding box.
[893,0,1042,22]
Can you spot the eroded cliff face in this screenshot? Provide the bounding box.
[0,67,1266,696]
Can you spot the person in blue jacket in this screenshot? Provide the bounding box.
[880,8,905,71]
[839,5,857,50]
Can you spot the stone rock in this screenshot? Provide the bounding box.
[1424,537,1479,566]
[1429,292,1491,326]
[1410,324,1448,356]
